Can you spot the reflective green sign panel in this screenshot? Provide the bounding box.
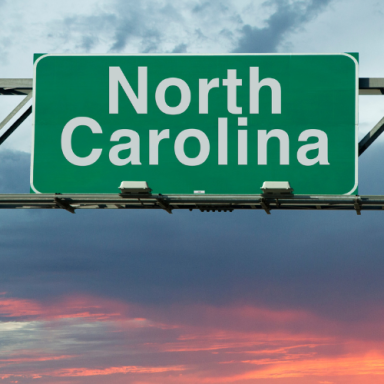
[31,54,358,195]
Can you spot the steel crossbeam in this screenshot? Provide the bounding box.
[359,78,384,95]
[0,194,383,214]
[0,79,32,95]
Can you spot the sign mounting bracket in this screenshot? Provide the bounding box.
[354,197,362,215]
[157,198,173,214]
[54,197,76,214]
[261,198,271,215]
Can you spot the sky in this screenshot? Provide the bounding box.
[1,0,384,383]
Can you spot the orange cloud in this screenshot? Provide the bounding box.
[2,295,384,384]
[53,365,186,377]
[0,365,186,380]
[224,353,384,381]
[0,355,74,363]
[0,295,130,322]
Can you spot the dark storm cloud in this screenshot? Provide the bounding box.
[1,146,384,325]
[233,0,333,53]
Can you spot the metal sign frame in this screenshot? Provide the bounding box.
[1,77,384,214]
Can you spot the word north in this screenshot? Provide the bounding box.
[61,66,329,167]
[109,66,282,115]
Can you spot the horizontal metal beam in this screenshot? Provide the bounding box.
[0,79,33,95]
[359,78,384,95]
[0,194,383,213]
[0,79,33,88]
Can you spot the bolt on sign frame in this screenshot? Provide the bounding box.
[1,54,384,214]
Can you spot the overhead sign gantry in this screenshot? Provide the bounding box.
[0,53,383,214]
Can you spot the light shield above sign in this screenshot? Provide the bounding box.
[31,53,358,195]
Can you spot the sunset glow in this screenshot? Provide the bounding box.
[0,295,384,383]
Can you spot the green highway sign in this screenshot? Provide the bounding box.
[31,53,358,195]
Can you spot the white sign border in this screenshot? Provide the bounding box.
[30,53,359,195]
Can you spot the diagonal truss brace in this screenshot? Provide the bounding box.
[0,106,32,145]
[359,116,384,156]
[0,92,32,132]
[358,78,384,155]
[0,79,33,145]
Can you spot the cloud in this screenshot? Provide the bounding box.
[0,295,126,322]
[46,0,186,54]
[42,0,246,54]
[0,150,30,193]
[1,295,384,383]
[172,43,188,53]
[233,0,333,53]
[40,0,336,59]
[53,365,186,377]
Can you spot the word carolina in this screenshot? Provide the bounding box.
[61,66,329,167]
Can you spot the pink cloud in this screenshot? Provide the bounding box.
[2,295,384,383]
[0,355,75,363]
[0,298,41,317]
[0,295,130,322]
[53,365,186,377]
